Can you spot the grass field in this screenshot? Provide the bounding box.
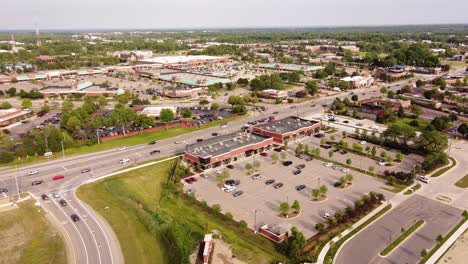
[386,117,429,132]
[77,159,283,264]
[0,200,67,264]
[455,174,468,188]
[2,115,245,168]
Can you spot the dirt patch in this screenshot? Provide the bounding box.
[438,230,468,264]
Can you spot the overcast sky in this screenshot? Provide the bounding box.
[1,0,468,30]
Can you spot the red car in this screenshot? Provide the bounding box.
[184,178,194,184]
[52,175,65,181]
[260,152,268,157]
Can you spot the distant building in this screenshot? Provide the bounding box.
[443,76,465,86]
[162,86,206,98]
[139,55,229,68]
[360,97,411,110]
[260,89,288,99]
[40,82,122,97]
[139,106,178,118]
[35,55,57,63]
[107,50,153,62]
[0,108,32,127]
[452,54,466,62]
[340,76,375,88]
[259,63,323,74]
[412,67,442,75]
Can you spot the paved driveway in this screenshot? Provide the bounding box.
[336,195,462,264]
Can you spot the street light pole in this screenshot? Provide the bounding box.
[254,209,258,233]
[96,129,101,144]
[61,140,65,158]
[15,165,20,200]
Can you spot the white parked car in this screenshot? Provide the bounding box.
[174,140,183,144]
[222,185,236,192]
[333,165,342,170]
[342,168,350,173]
[360,141,367,145]
[119,158,130,164]
[324,162,333,167]
[417,176,431,184]
[28,170,39,176]
[378,161,387,166]
[322,212,331,219]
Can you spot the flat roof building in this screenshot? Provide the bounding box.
[340,76,375,88]
[139,106,177,118]
[139,55,229,67]
[253,116,321,144]
[184,131,274,170]
[260,89,288,99]
[40,82,123,97]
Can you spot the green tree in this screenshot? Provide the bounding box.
[339,177,347,187]
[62,99,74,112]
[319,184,328,197]
[271,153,279,163]
[279,202,290,217]
[181,108,193,118]
[328,150,334,158]
[345,174,353,184]
[0,102,12,109]
[65,116,81,134]
[216,169,230,186]
[418,130,448,153]
[458,123,468,138]
[371,146,377,156]
[134,114,155,129]
[292,200,301,213]
[311,188,321,200]
[305,80,319,96]
[159,108,175,123]
[98,96,108,106]
[210,103,220,111]
[346,158,352,165]
[410,105,422,117]
[199,99,210,107]
[369,166,375,173]
[21,99,32,109]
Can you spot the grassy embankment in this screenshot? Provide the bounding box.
[0,200,67,264]
[455,174,468,188]
[77,159,283,264]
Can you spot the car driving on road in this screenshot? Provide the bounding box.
[52,175,65,181]
[28,170,39,176]
[119,158,130,163]
[81,168,91,173]
[31,180,43,186]
[59,199,67,206]
[296,184,306,191]
[71,214,80,222]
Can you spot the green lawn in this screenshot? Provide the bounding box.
[431,157,456,177]
[77,159,283,264]
[455,174,468,188]
[387,117,429,132]
[2,115,246,168]
[0,200,67,264]
[380,220,424,256]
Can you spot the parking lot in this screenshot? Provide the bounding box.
[336,195,463,264]
[183,148,394,238]
[300,134,423,176]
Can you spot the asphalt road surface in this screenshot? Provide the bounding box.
[0,80,409,264]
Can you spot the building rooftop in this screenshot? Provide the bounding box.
[260,63,323,72]
[254,116,319,134]
[185,131,271,159]
[139,55,228,65]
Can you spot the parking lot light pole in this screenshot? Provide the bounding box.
[254,209,258,233]
[61,140,65,158]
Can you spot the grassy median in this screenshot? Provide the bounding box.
[380,220,424,256]
[455,174,468,188]
[77,159,282,264]
[0,200,67,264]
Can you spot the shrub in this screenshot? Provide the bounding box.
[225,212,233,221]
[238,220,248,228]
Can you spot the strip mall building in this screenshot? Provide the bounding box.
[183,116,321,170]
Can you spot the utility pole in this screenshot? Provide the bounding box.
[15,165,20,200]
[254,209,258,233]
[96,129,101,144]
[61,140,65,158]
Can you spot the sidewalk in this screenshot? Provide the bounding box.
[425,220,468,264]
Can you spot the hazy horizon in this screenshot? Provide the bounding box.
[1,0,468,30]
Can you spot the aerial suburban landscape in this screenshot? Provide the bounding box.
[1,1,468,264]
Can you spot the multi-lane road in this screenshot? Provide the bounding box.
[0,80,409,264]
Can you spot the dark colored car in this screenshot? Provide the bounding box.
[333,148,340,153]
[211,133,219,136]
[226,164,235,169]
[81,168,91,173]
[273,111,279,114]
[293,170,302,175]
[283,161,293,166]
[32,180,43,186]
[296,164,305,170]
[265,179,275,185]
[334,182,342,188]
[340,150,348,155]
[0,188,7,193]
[274,148,283,152]
[196,138,204,142]
[150,150,161,155]
[59,199,67,206]
[184,178,195,184]
[232,190,244,197]
[296,185,306,191]
[41,194,48,200]
[71,214,80,222]
[148,141,157,145]
[260,152,268,157]
[273,182,284,189]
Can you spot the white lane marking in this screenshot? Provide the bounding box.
[63,166,69,171]
[71,191,115,264]
[46,196,90,264]
[65,196,102,264]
